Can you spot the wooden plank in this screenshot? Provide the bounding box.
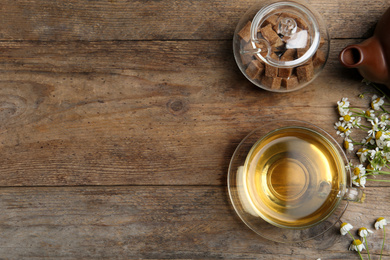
[0,0,388,41]
[0,39,385,187]
[0,185,387,259]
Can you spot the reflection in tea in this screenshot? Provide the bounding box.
[241,127,346,228]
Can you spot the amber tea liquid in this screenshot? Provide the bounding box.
[244,127,346,228]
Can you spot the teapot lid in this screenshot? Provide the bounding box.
[250,1,321,68]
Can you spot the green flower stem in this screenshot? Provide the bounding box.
[357,250,364,260]
[366,178,390,182]
[347,231,364,260]
[349,111,365,117]
[366,170,390,175]
[380,226,386,260]
[350,137,364,145]
[347,230,356,240]
[380,106,390,113]
[367,178,390,182]
[364,236,371,260]
[359,124,372,129]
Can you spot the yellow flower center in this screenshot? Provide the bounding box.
[359,227,367,232]
[341,222,349,228]
[344,115,351,121]
[344,140,350,150]
[377,217,385,222]
[366,110,371,117]
[338,126,346,132]
[353,239,362,246]
[376,131,383,139]
[354,167,360,176]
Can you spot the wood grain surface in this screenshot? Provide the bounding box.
[1,0,390,259]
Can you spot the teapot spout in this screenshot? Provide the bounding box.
[339,37,389,85]
[339,45,363,68]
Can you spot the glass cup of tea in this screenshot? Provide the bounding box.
[228,120,364,243]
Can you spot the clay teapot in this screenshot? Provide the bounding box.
[339,7,390,86]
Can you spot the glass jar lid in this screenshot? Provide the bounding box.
[250,1,321,68]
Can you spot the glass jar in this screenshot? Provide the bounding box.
[233,0,330,92]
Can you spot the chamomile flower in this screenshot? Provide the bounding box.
[358,227,374,239]
[343,138,354,153]
[379,114,390,127]
[340,111,355,127]
[357,148,369,163]
[353,176,367,188]
[349,239,365,252]
[337,97,350,115]
[375,217,387,230]
[375,129,389,148]
[365,109,376,119]
[368,117,381,137]
[335,121,351,137]
[375,130,385,141]
[352,164,366,179]
[362,135,375,146]
[371,95,385,110]
[340,222,353,235]
[351,116,362,128]
[352,164,367,187]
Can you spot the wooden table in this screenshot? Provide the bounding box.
[1,0,389,259]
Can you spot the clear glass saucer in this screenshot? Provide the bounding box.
[227,120,350,243]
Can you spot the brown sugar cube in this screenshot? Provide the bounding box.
[297,48,312,65]
[278,67,293,78]
[261,76,282,90]
[265,64,279,77]
[260,24,283,46]
[272,37,285,49]
[278,49,296,77]
[245,59,264,80]
[265,53,279,78]
[296,62,314,83]
[313,49,326,69]
[240,53,253,66]
[262,14,280,28]
[297,48,308,58]
[282,48,296,60]
[238,21,252,42]
[281,76,299,89]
